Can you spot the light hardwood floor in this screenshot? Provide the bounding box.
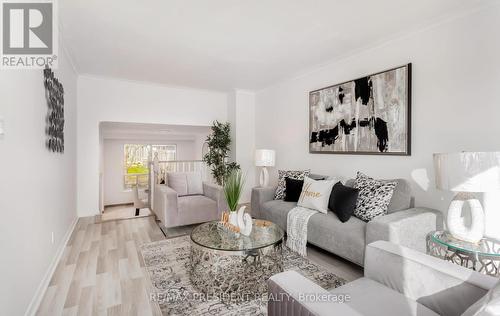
[37,215,362,315]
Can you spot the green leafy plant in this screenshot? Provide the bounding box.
[223,170,245,212]
[203,121,240,185]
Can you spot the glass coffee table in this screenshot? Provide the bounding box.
[427,230,500,276]
[189,219,284,301]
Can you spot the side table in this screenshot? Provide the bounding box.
[426,230,500,277]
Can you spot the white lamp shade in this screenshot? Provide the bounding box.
[434,152,500,192]
[255,149,275,167]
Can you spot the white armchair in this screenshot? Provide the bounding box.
[268,241,498,316]
[153,182,227,228]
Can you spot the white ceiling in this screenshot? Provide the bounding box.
[100,122,210,141]
[61,0,491,91]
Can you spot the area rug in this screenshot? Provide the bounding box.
[140,235,346,315]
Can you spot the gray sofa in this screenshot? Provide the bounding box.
[251,176,443,266]
[268,241,498,316]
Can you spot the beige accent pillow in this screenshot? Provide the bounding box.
[297,177,336,213]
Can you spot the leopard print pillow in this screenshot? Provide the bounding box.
[353,172,397,222]
[274,169,310,200]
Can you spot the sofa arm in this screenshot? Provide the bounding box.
[365,241,497,316]
[251,186,277,218]
[203,182,227,214]
[366,207,443,253]
[268,270,353,316]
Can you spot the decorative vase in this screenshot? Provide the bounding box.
[228,211,239,227]
[237,205,253,236]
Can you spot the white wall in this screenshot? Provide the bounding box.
[255,5,500,237]
[228,90,256,203]
[77,76,228,216]
[0,46,78,314]
[103,138,199,205]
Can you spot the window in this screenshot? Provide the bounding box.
[123,144,176,189]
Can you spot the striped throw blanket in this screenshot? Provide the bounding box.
[286,206,317,256]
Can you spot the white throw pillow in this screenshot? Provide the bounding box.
[297,177,336,213]
[462,280,500,316]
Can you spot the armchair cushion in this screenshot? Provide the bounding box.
[167,172,203,196]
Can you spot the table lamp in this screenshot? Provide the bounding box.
[255,149,275,187]
[434,152,500,243]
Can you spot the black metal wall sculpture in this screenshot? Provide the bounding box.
[43,67,65,153]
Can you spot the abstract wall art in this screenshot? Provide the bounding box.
[309,64,411,155]
[43,67,65,153]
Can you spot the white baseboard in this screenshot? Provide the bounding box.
[24,216,79,316]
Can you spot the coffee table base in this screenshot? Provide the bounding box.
[189,241,283,302]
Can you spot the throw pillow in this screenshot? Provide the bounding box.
[354,172,397,222]
[284,177,304,202]
[167,172,188,196]
[329,181,359,222]
[462,279,500,316]
[297,177,336,213]
[274,169,310,200]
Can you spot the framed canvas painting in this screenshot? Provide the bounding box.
[309,63,411,155]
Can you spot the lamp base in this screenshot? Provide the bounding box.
[259,167,269,187]
[447,192,485,243]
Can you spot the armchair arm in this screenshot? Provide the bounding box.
[365,241,497,316]
[251,186,277,218]
[366,207,443,253]
[203,182,227,215]
[268,270,354,316]
[154,185,179,226]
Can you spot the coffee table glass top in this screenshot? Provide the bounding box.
[190,219,284,251]
[430,231,500,257]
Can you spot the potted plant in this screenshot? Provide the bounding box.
[203,121,240,185]
[223,170,252,236]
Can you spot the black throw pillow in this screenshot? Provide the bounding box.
[284,177,304,202]
[328,182,359,222]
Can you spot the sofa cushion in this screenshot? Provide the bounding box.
[261,200,297,230]
[261,199,367,265]
[329,278,439,316]
[346,177,411,213]
[308,211,366,266]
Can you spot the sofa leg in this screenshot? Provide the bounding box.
[135,208,140,216]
